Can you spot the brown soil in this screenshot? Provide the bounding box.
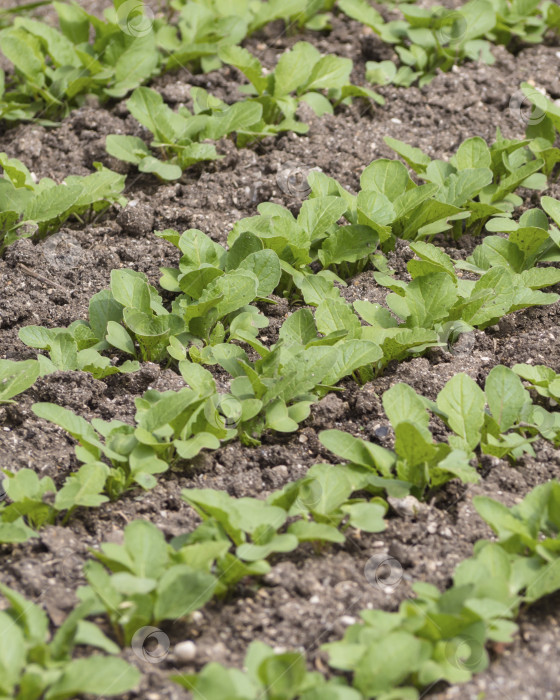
[1,2,560,699]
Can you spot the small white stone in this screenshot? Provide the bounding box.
[309,595,320,604]
[340,615,356,626]
[388,495,426,518]
[391,117,402,124]
[191,610,204,624]
[175,640,197,663]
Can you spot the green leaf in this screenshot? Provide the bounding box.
[32,403,103,453]
[266,399,299,432]
[24,184,82,224]
[353,632,431,696]
[0,518,37,544]
[110,269,151,312]
[323,339,383,385]
[117,520,169,578]
[106,321,136,356]
[287,520,345,543]
[278,309,317,347]
[0,28,45,84]
[45,657,140,699]
[89,289,123,340]
[437,373,485,451]
[383,383,431,438]
[316,298,361,338]
[451,137,491,170]
[137,389,199,433]
[0,610,25,695]
[360,159,412,200]
[0,359,39,403]
[237,249,281,297]
[174,433,221,460]
[384,136,431,173]
[273,41,319,96]
[298,196,348,241]
[154,565,217,620]
[304,54,352,91]
[341,501,387,532]
[319,430,395,477]
[49,333,78,371]
[218,45,267,94]
[209,270,259,318]
[542,196,560,228]
[237,533,299,561]
[258,652,308,697]
[138,156,183,181]
[461,267,515,328]
[318,225,378,267]
[485,365,528,431]
[106,134,150,164]
[206,101,262,140]
[54,463,109,511]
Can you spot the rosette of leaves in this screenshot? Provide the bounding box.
[0,583,139,699]
[218,41,383,142]
[0,154,126,253]
[105,86,264,180]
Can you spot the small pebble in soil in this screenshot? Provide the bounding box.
[387,495,427,518]
[174,640,197,664]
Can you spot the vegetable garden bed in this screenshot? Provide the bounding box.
[1,0,560,698]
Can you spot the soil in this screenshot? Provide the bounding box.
[1,2,560,699]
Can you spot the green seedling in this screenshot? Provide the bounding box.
[183,480,560,699]
[0,583,139,699]
[0,155,126,253]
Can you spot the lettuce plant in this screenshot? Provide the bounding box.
[0,583,139,699]
[106,86,264,180]
[0,0,160,121]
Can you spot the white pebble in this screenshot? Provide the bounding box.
[191,610,204,624]
[174,641,197,663]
